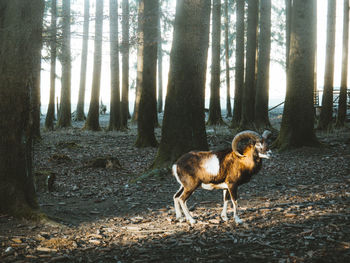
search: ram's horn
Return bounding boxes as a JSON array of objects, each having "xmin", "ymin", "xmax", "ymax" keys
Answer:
[{"xmin": 232, "ymin": 130, "xmax": 262, "ymax": 157}]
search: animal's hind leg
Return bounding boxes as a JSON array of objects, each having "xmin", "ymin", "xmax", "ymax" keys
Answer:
[
  {"xmin": 178, "ymin": 188, "xmax": 196, "ymax": 224},
  {"xmin": 221, "ymin": 189, "xmax": 230, "ymax": 221},
  {"xmin": 227, "ymin": 185, "xmax": 243, "ymax": 224},
  {"xmin": 173, "ymin": 186, "xmax": 184, "ymax": 219}
]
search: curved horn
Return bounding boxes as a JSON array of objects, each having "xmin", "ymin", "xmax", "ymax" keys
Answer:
[
  {"xmin": 232, "ymin": 130, "xmax": 262, "ymax": 157},
  {"xmin": 262, "ymin": 130, "xmax": 272, "ymax": 140}
]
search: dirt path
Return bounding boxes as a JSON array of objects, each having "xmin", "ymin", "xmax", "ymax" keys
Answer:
[{"xmin": 1, "ymin": 120, "xmax": 350, "ymax": 262}]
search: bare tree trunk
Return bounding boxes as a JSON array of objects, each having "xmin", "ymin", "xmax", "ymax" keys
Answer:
[
  {"xmin": 84, "ymin": 0, "xmax": 104, "ymax": 131},
  {"xmin": 153, "ymin": 0, "xmax": 210, "ymax": 168},
  {"xmin": 0, "ymin": 0, "xmax": 44, "ymax": 217},
  {"xmin": 224, "ymin": 0, "xmax": 232, "ymax": 118},
  {"xmin": 76, "ymin": 0, "xmax": 90, "ymax": 121},
  {"xmin": 208, "ymin": 0, "xmax": 224, "ymax": 126},
  {"xmin": 121, "ymin": 0, "xmax": 130, "ymax": 128},
  {"xmin": 274, "ymin": 0, "xmax": 319, "ymax": 150},
  {"xmin": 132, "ymin": 1, "xmax": 144, "ymax": 123},
  {"xmin": 255, "ymin": 0, "xmax": 272, "ymax": 129},
  {"xmin": 318, "ymin": 0, "xmax": 336, "ymax": 130},
  {"xmin": 135, "ymin": 0, "xmax": 159, "ymax": 148},
  {"xmin": 109, "ymin": 0, "xmax": 122, "ymax": 130},
  {"xmin": 57, "ymin": 0, "xmax": 72, "ymax": 128},
  {"xmin": 45, "ymin": 0, "xmax": 57, "ymax": 130},
  {"xmin": 240, "ymin": 0, "xmax": 258, "ymax": 130},
  {"xmin": 336, "ymin": 0, "xmax": 349, "ymax": 127},
  {"xmin": 285, "ymin": 0, "xmax": 292, "ymax": 70},
  {"xmin": 157, "ymin": 3, "xmax": 163, "ymax": 114},
  {"xmin": 232, "ymin": 0, "xmax": 244, "ymax": 127}
]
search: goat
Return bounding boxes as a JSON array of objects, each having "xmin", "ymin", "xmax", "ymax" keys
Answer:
[{"xmin": 172, "ymin": 130, "xmax": 272, "ymax": 224}]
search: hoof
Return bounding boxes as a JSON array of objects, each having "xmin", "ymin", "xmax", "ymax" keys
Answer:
[
  {"xmin": 188, "ymin": 218, "xmax": 196, "ymax": 224},
  {"xmin": 221, "ymin": 214, "xmax": 228, "ymax": 222},
  {"xmin": 234, "ymin": 216, "xmax": 243, "ymax": 224}
]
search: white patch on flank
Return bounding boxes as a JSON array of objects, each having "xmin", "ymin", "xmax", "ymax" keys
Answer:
[
  {"xmin": 202, "ymin": 155, "xmax": 220, "ymax": 175},
  {"xmin": 172, "ymin": 164, "xmax": 182, "ymax": 185}
]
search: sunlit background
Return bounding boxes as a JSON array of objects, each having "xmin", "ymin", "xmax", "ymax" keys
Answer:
[{"xmin": 40, "ymin": 0, "xmax": 347, "ymax": 115}]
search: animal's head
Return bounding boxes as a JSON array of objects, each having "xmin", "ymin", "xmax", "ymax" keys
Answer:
[{"xmin": 232, "ymin": 130, "xmax": 272, "ymax": 159}]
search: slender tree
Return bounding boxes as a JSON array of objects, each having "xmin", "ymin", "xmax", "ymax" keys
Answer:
[
  {"xmin": 57, "ymin": 0, "xmax": 72, "ymax": 128},
  {"xmin": 84, "ymin": 0, "xmax": 104, "ymax": 131},
  {"xmin": 121, "ymin": 0, "xmax": 130, "ymax": 128},
  {"xmin": 153, "ymin": 0, "xmax": 211, "ymax": 167},
  {"xmin": 45, "ymin": 0, "xmax": 57, "ymax": 130},
  {"xmin": 109, "ymin": 0, "xmax": 122, "ymax": 130},
  {"xmin": 132, "ymin": 1, "xmax": 144, "ymax": 123},
  {"xmin": 135, "ymin": 0, "xmax": 159, "ymax": 147},
  {"xmin": 255, "ymin": 0, "xmax": 272, "ymax": 129},
  {"xmin": 240, "ymin": 0, "xmax": 258, "ymax": 129},
  {"xmin": 274, "ymin": 0, "xmax": 319, "ymax": 150},
  {"xmin": 224, "ymin": 0, "xmax": 232, "ymax": 118},
  {"xmin": 75, "ymin": 0, "xmax": 90, "ymax": 121},
  {"xmin": 232, "ymin": 0, "xmax": 244, "ymax": 127},
  {"xmin": 0, "ymin": 0, "xmax": 44, "ymax": 217},
  {"xmin": 336, "ymin": 0, "xmax": 349, "ymax": 127},
  {"xmin": 318, "ymin": 0, "xmax": 337, "ymax": 130},
  {"xmin": 157, "ymin": 2, "xmax": 163, "ymax": 113},
  {"xmin": 208, "ymin": 0, "xmax": 224, "ymax": 126}
]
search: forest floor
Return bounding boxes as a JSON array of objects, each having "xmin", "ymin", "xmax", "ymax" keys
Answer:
[{"xmin": 1, "ymin": 111, "xmax": 350, "ymax": 262}]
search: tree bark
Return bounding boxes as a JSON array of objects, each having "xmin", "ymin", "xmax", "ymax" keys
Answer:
[
  {"xmin": 336, "ymin": 0, "xmax": 349, "ymax": 127},
  {"xmin": 121, "ymin": 0, "xmax": 130, "ymax": 128},
  {"xmin": 0, "ymin": 0, "xmax": 44, "ymax": 217},
  {"xmin": 232, "ymin": 0, "xmax": 244, "ymax": 127},
  {"xmin": 57, "ymin": 0, "xmax": 72, "ymax": 128},
  {"xmin": 224, "ymin": 0, "xmax": 232, "ymax": 118},
  {"xmin": 240, "ymin": 0, "xmax": 258, "ymax": 130},
  {"xmin": 45, "ymin": 0, "xmax": 57, "ymax": 130},
  {"xmin": 208, "ymin": 0, "xmax": 224, "ymax": 126},
  {"xmin": 153, "ymin": 0, "xmax": 210, "ymax": 167},
  {"xmin": 157, "ymin": 2, "xmax": 163, "ymax": 114},
  {"xmin": 318, "ymin": 0, "xmax": 337, "ymax": 130},
  {"xmin": 274, "ymin": 0, "xmax": 319, "ymax": 150},
  {"xmin": 132, "ymin": 1, "xmax": 144, "ymax": 123},
  {"xmin": 135, "ymin": 0, "xmax": 159, "ymax": 148},
  {"xmin": 255, "ymin": 0, "xmax": 272, "ymax": 129},
  {"xmin": 84, "ymin": 0, "xmax": 104, "ymax": 131},
  {"xmin": 109, "ymin": 0, "xmax": 122, "ymax": 130},
  {"xmin": 75, "ymin": 0, "xmax": 90, "ymax": 121}
]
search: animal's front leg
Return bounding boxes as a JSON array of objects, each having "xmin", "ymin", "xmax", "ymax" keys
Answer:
[
  {"xmin": 227, "ymin": 184, "xmax": 243, "ymax": 224},
  {"xmin": 221, "ymin": 189, "xmax": 229, "ymax": 221}
]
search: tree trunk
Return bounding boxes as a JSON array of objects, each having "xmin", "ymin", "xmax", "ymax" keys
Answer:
[
  {"xmin": 153, "ymin": 0, "xmax": 210, "ymax": 167},
  {"xmin": 32, "ymin": 39, "xmax": 42, "ymax": 139},
  {"xmin": 121, "ymin": 0, "xmax": 130, "ymax": 128},
  {"xmin": 132, "ymin": 1, "xmax": 144, "ymax": 123},
  {"xmin": 255, "ymin": 0, "xmax": 272, "ymax": 129},
  {"xmin": 224, "ymin": 0, "xmax": 232, "ymax": 118},
  {"xmin": 240, "ymin": 0, "xmax": 258, "ymax": 130},
  {"xmin": 84, "ymin": 0, "xmax": 104, "ymax": 131},
  {"xmin": 274, "ymin": 0, "xmax": 319, "ymax": 150},
  {"xmin": 336, "ymin": 0, "xmax": 349, "ymax": 127},
  {"xmin": 0, "ymin": 0, "xmax": 44, "ymax": 217},
  {"xmin": 109, "ymin": 0, "xmax": 122, "ymax": 130},
  {"xmin": 285, "ymin": 0, "xmax": 292, "ymax": 70},
  {"xmin": 45, "ymin": 0, "xmax": 57, "ymax": 130},
  {"xmin": 75, "ymin": 0, "xmax": 90, "ymax": 121},
  {"xmin": 135, "ymin": 0, "xmax": 159, "ymax": 148},
  {"xmin": 232, "ymin": 0, "xmax": 244, "ymax": 127},
  {"xmin": 157, "ymin": 2, "xmax": 163, "ymax": 114},
  {"xmin": 57, "ymin": 0, "xmax": 72, "ymax": 128},
  {"xmin": 318, "ymin": 0, "xmax": 336, "ymax": 130},
  {"xmin": 208, "ymin": 0, "xmax": 224, "ymax": 126}
]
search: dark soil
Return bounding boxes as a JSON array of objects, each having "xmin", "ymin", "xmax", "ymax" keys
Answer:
[{"xmin": 1, "ymin": 115, "xmax": 350, "ymax": 263}]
